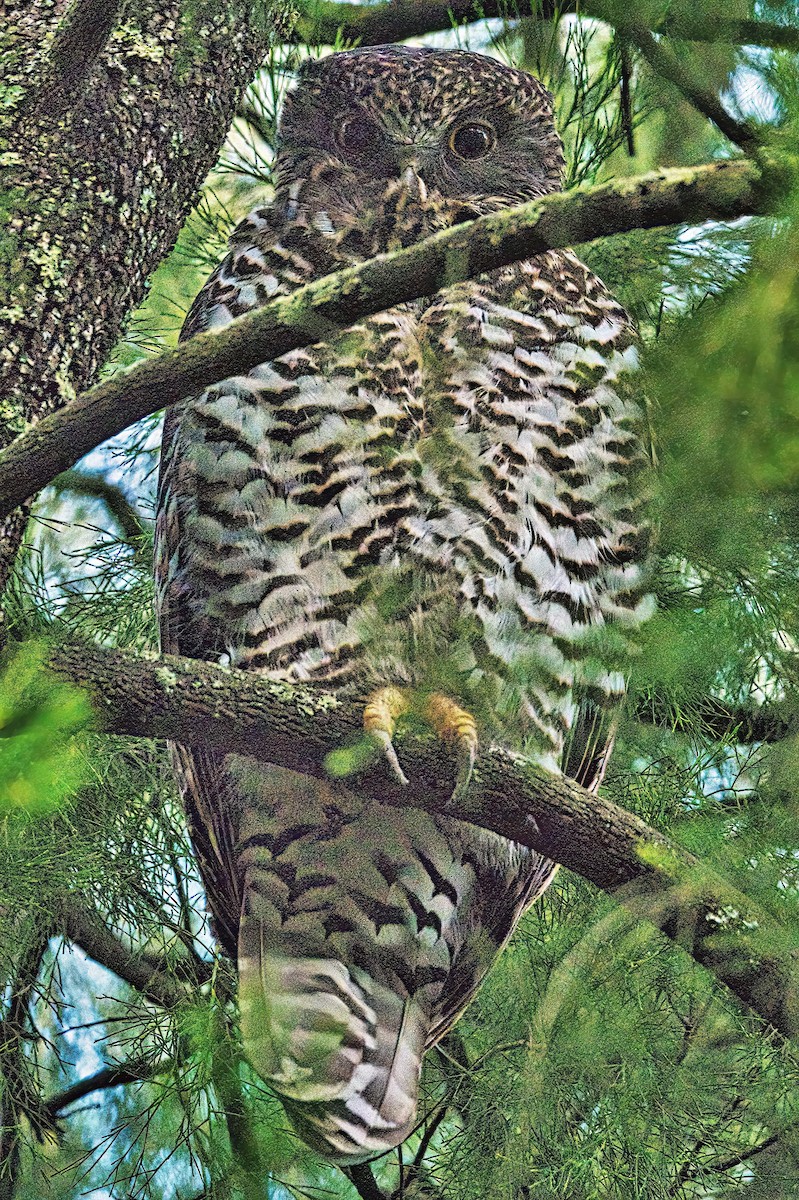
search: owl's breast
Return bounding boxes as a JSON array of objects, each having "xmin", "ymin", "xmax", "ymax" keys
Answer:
[
  {"xmin": 164, "ymin": 249, "xmax": 649, "ymax": 766},
  {"xmin": 171, "ymin": 305, "xmax": 431, "ymax": 680}
]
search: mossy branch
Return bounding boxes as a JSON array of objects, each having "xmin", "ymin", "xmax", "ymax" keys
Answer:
[
  {"xmin": 30, "ymin": 637, "xmax": 799, "ymax": 1045},
  {"xmin": 0, "ymin": 156, "xmax": 786, "ymax": 522}
]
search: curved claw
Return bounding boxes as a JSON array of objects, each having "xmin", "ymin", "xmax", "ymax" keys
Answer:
[
  {"xmin": 364, "ymin": 688, "xmax": 478, "ymax": 799},
  {"xmin": 363, "ymin": 687, "xmax": 410, "ymax": 788},
  {"xmin": 451, "ymin": 735, "xmax": 476, "ymax": 802},
  {"xmin": 424, "ymin": 695, "xmax": 478, "ymax": 802},
  {"xmin": 369, "ymin": 728, "xmax": 410, "ymax": 788}
]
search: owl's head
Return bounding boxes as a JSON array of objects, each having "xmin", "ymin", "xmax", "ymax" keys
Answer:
[{"xmin": 276, "ymin": 47, "xmax": 565, "ymax": 222}]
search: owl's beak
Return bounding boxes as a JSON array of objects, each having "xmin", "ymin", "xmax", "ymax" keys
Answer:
[{"xmin": 401, "ymin": 163, "xmax": 428, "ymax": 203}]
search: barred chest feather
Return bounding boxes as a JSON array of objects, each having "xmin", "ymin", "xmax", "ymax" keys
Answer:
[{"xmin": 159, "ymin": 207, "xmax": 649, "ymax": 771}]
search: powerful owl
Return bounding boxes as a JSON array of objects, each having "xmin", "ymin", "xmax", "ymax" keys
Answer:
[{"xmin": 155, "ymin": 46, "xmax": 649, "ymax": 1162}]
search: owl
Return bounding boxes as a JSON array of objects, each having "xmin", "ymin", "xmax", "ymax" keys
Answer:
[{"xmin": 155, "ymin": 46, "xmax": 649, "ymax": 1163}]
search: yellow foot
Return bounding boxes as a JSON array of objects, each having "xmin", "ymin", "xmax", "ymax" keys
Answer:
[
  {"xmin": 363, "ymin": 686, "xmax": 410, "ymax": 787},
  {"xmin": 363, "ymin": 688, "xmax": 478, "ymax": 800},
  {"xmin": 423, "ymin": 694, "xmax": 478, "ymax": 800}
]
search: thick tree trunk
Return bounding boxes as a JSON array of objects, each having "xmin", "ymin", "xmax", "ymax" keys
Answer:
[
  {"xmin": 0, "ymin": 7, "xmax": 273, "ymax": 1189},
  {"xmin": 0, "ymin": 0, "xmax": 272, "ymax": 612}
]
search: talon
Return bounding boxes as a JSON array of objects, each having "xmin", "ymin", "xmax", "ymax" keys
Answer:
[
  {"xmin": 364, "ymin": 687, "xmax": 410, "ymax": 787},
  {"xmin": 452, "ymin": 736, "xmax": 476, "ymax": 801},
  {"xmin": 424, "ymin": 695, "xmax": 478, "ymax": 801}
]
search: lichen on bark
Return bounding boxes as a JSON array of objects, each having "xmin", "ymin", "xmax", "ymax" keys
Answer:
[{"xmin": 0, "ymin": 0, "xmax": 273, "ymax": 610}]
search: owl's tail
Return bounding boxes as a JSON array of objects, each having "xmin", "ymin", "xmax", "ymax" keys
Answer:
[{"xmin": 238, "ymin": 919, "xmax": 428, "ymax": 1163}]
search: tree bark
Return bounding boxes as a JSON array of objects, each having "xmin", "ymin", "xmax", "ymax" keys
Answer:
[{"xmin": 0, "ymin": 0, "xmax": 272, "ymax": 613}]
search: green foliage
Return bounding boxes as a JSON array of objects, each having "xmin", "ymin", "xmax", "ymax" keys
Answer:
[
  {"xmin": 5, "ymin": 4, "xmax": 799, "ymax": 1200},
  {"xmin": 433, "ymin": 873, "xmax": 799, "ymax": 1199},
  {"xmin": 0, "ymin": 642, "xmax": 89, "ymax": 815},
  {"xmin": 650, "ymin": 209, "xmax": 799, "ymax": 558}
]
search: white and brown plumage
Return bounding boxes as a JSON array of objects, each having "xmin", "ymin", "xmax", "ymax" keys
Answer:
[{"xmin": 155, "ymin": 46, "xmax": 650, "ymax": 1162}]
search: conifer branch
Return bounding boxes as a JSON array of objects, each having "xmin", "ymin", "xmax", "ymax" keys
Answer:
[
  {"xmin": 44, "ymin": 1057, "xmax": 175, "ymax": 1118},
  {"xmin": 622, "ymin": 23, "xmax": 763, "ymax": 155},
  {"xmin": 0, "ymin": 156, "xmax": 784, "ymax": 521},
  {"xmin": 54, "ymin": 906, "xmax": 265, "ymax": 1194},
  {"xmin": 62, "ymin": 904, "xmax": 193, "ymax": 1010},
  {"xmin": 0, "ymin": 927, "xmax": 54, "ymax": 1200},
  {"xmin": 32, "ymin": 638, "xmax": 799, "ymax": 1044},
  {"xmin": 207, "ymin": 1014, "xmax": 274, "ymax": 1200},
  {"xmin": 700, "ymin": 1132, "xmax": 781, "ymax": 1176},
  {"xmin": 634, "ymin": 694, "xmax": 799, "ymax": 746},
  {"xmin": 289, "ymin": 0, "xmax": 799, "ymax": 55}
]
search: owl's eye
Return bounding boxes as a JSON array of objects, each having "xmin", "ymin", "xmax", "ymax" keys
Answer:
[
  {"xmin": 449, "ymin": 122, "xmax": 496, "ymax": 161},
  {"xmin": 336, "ymin": 114, "xmax": 382, "ymax": 157}
]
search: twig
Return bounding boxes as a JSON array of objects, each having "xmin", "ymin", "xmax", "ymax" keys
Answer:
[
  {"xmin": 0, "ymin": 156, "xmax": 784, "ymax": 520},
  {"xmin": 44, "ymin": 1056, "xmax": 175, "ymax": 1118},
  {"xmin": 671, "ymin": 1095, "xmax": 749, "ymax": 1188},
  {"xmin": 347, "ymin": 1162, "xmax": 389, "ymax": 1200},
  {"xmin": 624, "ymin": 24, "xmax": 762, "ymax": 155},
  {"xmin": 702, "ymin": 1131, "xmax": 781, "ymax": 1175},
  {"xmin": 408, "ymin": 1102, "xmax": 448, "ymax": 1175}
]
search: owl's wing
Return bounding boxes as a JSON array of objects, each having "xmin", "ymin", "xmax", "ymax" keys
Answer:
[
  {"xmin": 155, "ymin": 216, "xmax": 460, "ymax": 1161},
  {"xmin": 413, "ymin": 252, "xmax": 650, "ymax": 1049},
  {"xmin": 155, "ymin": 207, "xmax": 317, "ymax": 955}
]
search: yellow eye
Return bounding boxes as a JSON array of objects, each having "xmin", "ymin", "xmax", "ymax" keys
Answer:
[{"xmin": 449, "ymin": 122, "xmax": 496, "ymax": 160}]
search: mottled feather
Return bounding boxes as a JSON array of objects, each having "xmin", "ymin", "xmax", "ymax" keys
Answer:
[{"xmin": 155, "ymin": 46, "xmax": 650, "ymax": 1162}]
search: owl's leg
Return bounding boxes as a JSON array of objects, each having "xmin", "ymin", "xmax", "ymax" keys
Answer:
[
  {"xmin": 363, "ymin": 686, "xmax": 410, "ymax": 787},
  {"xmin": 364, "ymin": 688, "xmax": 478, "ymax": 799},
  {"xmin": 424, "ymin": 694, "xmax": 478, "ymax": 800}
]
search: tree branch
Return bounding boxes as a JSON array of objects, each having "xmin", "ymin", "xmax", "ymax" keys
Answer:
[
  {"xmin": 44, "ymin": 1056, "xmax": 175, "ymax": 1119},
  {"xmin": 53, "ymin": 469, "xmax": 147, "ymax": 545},
  {"xmin": 289, "ymin": 0, "xmax": 799, "ymax": 55},
  {"xmin": 347, "ymin": 1163, "xmax": 389, "ymax": 1200},
  {"xmin": 0, "ymin": 156, "xmax": 785, "ymax": 521},
  {"xmin": 634, "ymin": 694, "xmax": 799, "ymax": 745},
  {"xmin": 61, "ymin": 903, "xmax": 193, "ymax": 1010},
  {"xmin": 55, "ymin": 905, "xmax": 263, "ymax": 1194},
  {"xmin": 662, "ymin": 14, "xmax": 799, "ymax": 53},
  {"xmin": 702, "ymin": 1131, "xmax": 781, "ymax": 1176},
  {"xmin": 623, "ymin": 23, "xmax": 762, "ymax": 155},
  {"xmin": 33, "ymin": 638, "xmax": 799, "ymax": 1044}
]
